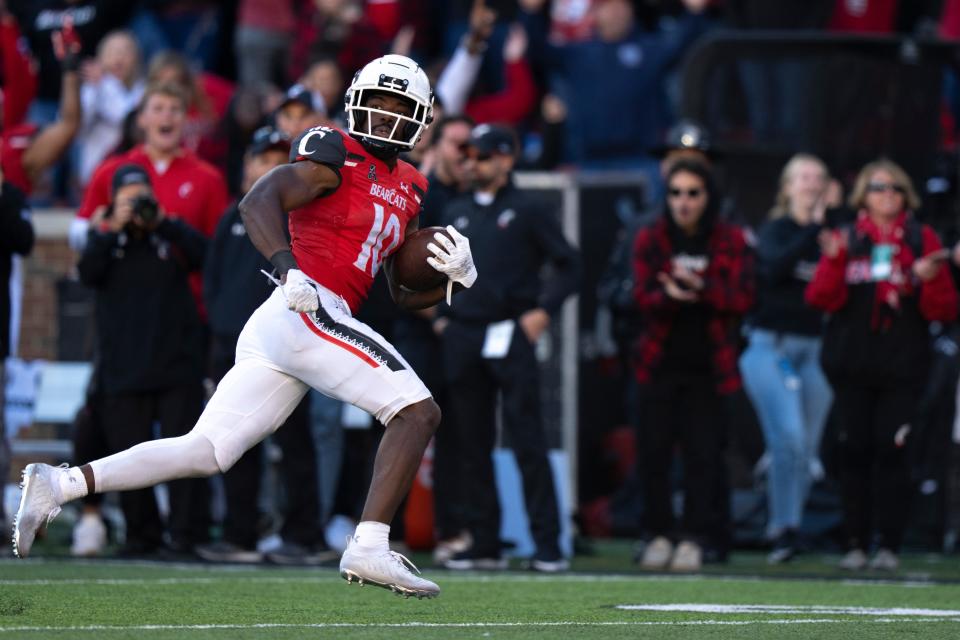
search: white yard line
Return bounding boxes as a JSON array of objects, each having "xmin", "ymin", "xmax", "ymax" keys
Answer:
[
  {"xmin": 617, "ymin": 604, "xmax": 960, "ymax": 617},
  {"xmin": 1, "ymin": 619, "xmax": 959, "ymax": 633}
]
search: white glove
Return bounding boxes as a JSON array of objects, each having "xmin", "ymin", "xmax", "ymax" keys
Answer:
[
  {"xmin": 426, "ymin": 225, "xmax": 478, "ymax": 304},
  {"xmin": 280, "ymin": 269, "xmax": 319, "ymax": 313}
]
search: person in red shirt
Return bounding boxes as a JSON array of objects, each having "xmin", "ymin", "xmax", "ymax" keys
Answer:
[
  {"xmin": 806, "ymin": 158, "xmax": 957, "ymax": 571},
  {"xmin": 70, "ymin": 82, "xmax": 229, "ymax": 314},
  {"xmin": 1, "ymin": 9, "xmax": 37, "ymax": 129},
  {"xmin": 14, "ymin": 54, "xmax": 478, "ymax": 600},
  {"xmin": 73, "ymin": 83, "xmax": 228, "ymax": 239},
  {"xmin": 145, "ymin": 50, "xmax": 234, "ymax": 170},
  {"xmin": 0, "ymin": 12, "xmax": 80, "ymax": 196}
]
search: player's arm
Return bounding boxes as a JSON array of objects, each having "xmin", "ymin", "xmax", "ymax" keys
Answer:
[
  {"xmin": 384, "ymin": 218, "xmax": 451, "ymax": 310},
  {"xmin": 22, "ymin": 20, "xmax": 81, "ymax": 185},
  {"xmin": 239, "ymin": 161, "xmax": 337, "ymax": 271},
  {"xmin": 239, "ymin": 161, "xmax": 339, "ymax": 314},
  {"xmin": 239, "ymin": 126, "xmax": 345, "ymax": 276}
]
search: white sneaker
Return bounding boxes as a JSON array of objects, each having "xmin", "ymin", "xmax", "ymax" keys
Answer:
[
  {"xmin": 432, "ymin": 530, "xmax": 472, "ymax": 565},
  {"xmin": 70, "ymin": 512, "xmax": 107, "ymax": 557},
  {"xmin": 669, "ymin": 541, "xmax": 703, "ymax": 572},
  {"xmin": 12, "ymin": 463, "xmax": 66, "ymax": 558},
  {"xmin": 869, "ymin": 548, "xmax": 899, "ymax": 571},
  {"xmin": 339, "ymin": 536, "xmax": 440, "ymax": 599},
  {"xmin": 639, "ymin": 536, "xmax": 674, "ymax": 569},
  {"xmin": 838, "ymin": 548, "xmax": 868, "ymax": 571}
]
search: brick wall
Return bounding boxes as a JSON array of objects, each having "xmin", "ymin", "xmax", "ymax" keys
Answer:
[{"xmin": 17, "ymin": 211, "xmax": 77, "ymax": 361}]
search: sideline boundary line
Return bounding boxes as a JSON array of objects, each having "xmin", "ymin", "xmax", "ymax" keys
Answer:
[{"xmin": 2, "ymin": 619, "xmax": 960, "ymax": 633}]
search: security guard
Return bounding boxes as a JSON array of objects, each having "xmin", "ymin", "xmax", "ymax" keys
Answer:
[{"xmin": 434, "ymin": 124, "xmax": 581, "ymax": 572}]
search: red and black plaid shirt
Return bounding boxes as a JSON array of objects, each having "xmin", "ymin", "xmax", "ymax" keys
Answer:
[{"xmin": 632, "ymin": 217, "xmax": 755, "ymax": 394}]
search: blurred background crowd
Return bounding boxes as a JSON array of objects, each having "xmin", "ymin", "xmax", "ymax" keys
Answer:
[{"xmin": 4, "ymin": 0, "xmax": 960, "ymax": 574}]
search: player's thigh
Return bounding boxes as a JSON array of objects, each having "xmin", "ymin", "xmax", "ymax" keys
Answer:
[
  {"xmin": 293, "ymin": 312, "xmax": 430, "ymax": 425},
  {"xmin": 238, "ymin": 286, "xmax": 430, "ymax": 425},
  {"xmin": 191, "ymin": 357, "xmax": 309, "ymax": 471}
]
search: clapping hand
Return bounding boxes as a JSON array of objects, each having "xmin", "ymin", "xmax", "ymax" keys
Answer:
[
  {"xmin": 671, "ymin": 264, "xmax": 704, "ymax": 292},
  {"xmin": 818, "ymin": 228, "xmax": 847, "ymax": 259},
  {"xmin": 658, "ymin": 272, "xmax": 699, "ymax": 302},
  {"xmin": 52, "ymin": 16, "xmax": 82, "ymax": 72},
  {"xmin": 913, "ymin": 248, "xmax": 948, "ymax": 282},
  {"xmin": 503, "ymin": 24, "xmax": 528, "ymax": 62},
  {"xmin": 467, "ymin": 0, "xmax": 496, "ymax": 53}
]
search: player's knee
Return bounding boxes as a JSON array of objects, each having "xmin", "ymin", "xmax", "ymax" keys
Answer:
[
  {"xmin": 415, "ymin": 398, "xmax": 441, "ymax": 434},
  {"xmin": 186, "ymin": 433, "xmax": 223, "ymax": 477},
  {"xmin": 393, "ymin": 398, "xmax": 440, "ymax": 436}
]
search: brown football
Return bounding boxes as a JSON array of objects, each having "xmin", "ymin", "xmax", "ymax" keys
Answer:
[{"xmin": 392, "ymin": 226, "xmax": 452, "ymax": 291}]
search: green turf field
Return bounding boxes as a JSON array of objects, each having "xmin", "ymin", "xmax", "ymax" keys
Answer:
[{"xmin": 2, "ymin": 549, "xmax": 960, "ymax": 639}]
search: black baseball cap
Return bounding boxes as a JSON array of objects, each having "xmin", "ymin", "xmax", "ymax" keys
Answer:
[
  {"xmin": 651, "ymin": 119, "xmax": 717, "ymax": 158},
  {"xmin": 111, "ymin": 163, "xmax": 151, "ymax": 196},
  {"xmin": 249, "ymin": 126, "xmax": 290, "ymax": 156},
  {"xmin": 278, "ymin": 85, "xmax": 318, "ymax": 113},
  {"xmin": 468, "ymin": 124, "xmax": 517, "ymax": 156}
]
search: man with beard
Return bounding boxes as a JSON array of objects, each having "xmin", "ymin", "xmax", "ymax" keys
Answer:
[{"xmin": 435, "ymin": 123, "xmax": 580, "ymax": 572}]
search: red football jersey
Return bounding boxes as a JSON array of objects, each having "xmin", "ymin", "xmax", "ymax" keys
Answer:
[{"xmin": 289, "ymin": 127, "xmax": 427, "ymax": 313}]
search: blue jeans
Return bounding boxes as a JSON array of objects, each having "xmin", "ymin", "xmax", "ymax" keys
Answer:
[{"xmin": 739, "ymin": 329, "xmax": 832, "ymax": 536}]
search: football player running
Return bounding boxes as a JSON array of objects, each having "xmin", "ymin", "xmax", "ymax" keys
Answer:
[{"xmin": 13, "ymin": 55, "xmax": 477, "ymax": 599}]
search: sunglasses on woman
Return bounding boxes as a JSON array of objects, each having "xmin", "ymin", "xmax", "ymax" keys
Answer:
[
  {"xmin": 866, "ymin": 182, "xmax": 906, "ymax": 194},
  {"xmin": 668, "ymin": 187, "xmax": 703, "ymax": 199}
]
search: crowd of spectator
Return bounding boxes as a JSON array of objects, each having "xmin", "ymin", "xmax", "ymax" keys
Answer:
[{"xmin": 3, "ymin": 0, "xmax": 960, "ymax": 572}]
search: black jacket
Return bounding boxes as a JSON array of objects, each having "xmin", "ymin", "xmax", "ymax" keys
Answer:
[
  {"xmin": 439, "ymin": 181, "xmax": 581, "ymax": 323},
  {"xmin": 750, "ymin": 216, "xmax": 824, "ymax": 336},
  {"xmin": 0, "ymin": 183, "xmax": 34, "ymax": 359},
  {"xmin": 203, "ymin": 202, "xmax": 274, "ymax": 336},
  {"xmin": 78, "ymin": 218, "xmax": 206, "ymax": 394},
  {"xmin": 420, "ymin": 171, "xmax": 461, "ymax": 229}
]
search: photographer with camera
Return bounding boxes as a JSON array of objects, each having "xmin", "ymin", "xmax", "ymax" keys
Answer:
[{"xmin": 77, "ymin": 163, "xmax": 210, "ymax": 558}]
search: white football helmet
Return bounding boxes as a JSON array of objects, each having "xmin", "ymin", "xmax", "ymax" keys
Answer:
[{"xmin": 345, "ymin": 54, "xmax": 434, "ymax": 151}]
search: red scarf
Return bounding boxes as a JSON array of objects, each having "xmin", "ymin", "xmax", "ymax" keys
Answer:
[{"xmin": 854, "ymin": 209, "xmax": 917, "ymax": 327}]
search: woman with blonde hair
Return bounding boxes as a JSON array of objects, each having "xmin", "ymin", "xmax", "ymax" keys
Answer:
[
  {"xmin": 806, "ymin": 158, "xmax": 958, "ymax": 571},
  {"xmin": 739, "ymin": 153, "xmax": 836, "ymax": 563}
]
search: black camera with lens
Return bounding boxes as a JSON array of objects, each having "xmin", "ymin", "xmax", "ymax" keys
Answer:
[{"xmin": 131, "ymin": 193, "xmax": 160, "ymax": 225}]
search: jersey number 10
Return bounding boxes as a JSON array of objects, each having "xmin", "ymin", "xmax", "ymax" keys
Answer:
[{"xmin": 354, "ymin": 203, "xmax": 401, "ymax": 276}]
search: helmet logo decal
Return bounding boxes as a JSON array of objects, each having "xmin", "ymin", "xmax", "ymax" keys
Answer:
[
  {"xmin": 368, "ymin": 164, "xmax": 377, "ymax": 182},
  {"xmin": 378, "ymin": 74, "xmax": 409, "ymax": 92}
]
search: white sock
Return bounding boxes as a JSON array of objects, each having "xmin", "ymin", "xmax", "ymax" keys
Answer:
[
  {"xmin": 57, "ymin": 467, "xmax": 89, "ymax": 503},
  {"xmin": 353, "ymin": 521, "xmax": 390, "ymax": 552}
]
